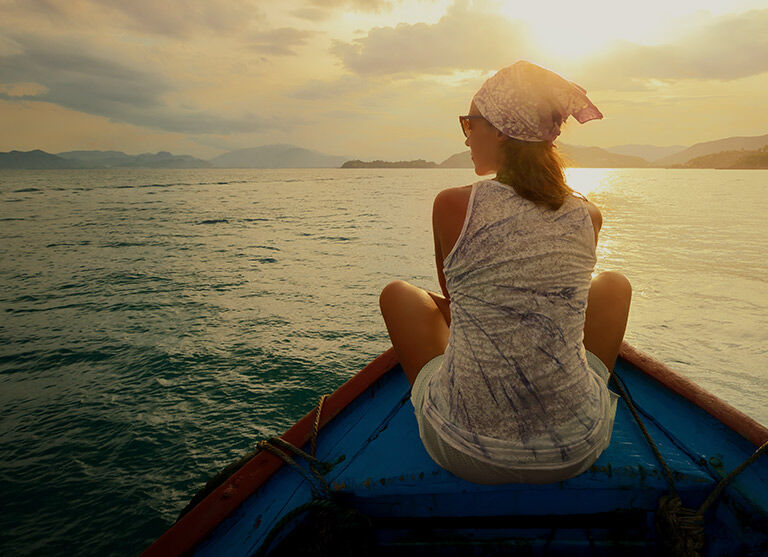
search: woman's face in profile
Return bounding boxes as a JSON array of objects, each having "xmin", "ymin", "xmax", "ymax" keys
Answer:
[{"xmin": 466, "ymin": 101, "xmax": 504, "ymax": 176}]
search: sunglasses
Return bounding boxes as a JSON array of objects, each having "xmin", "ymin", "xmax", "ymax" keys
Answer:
[{"xmin": 459, "ymin": 115, "xmax": 485, "ymax": 138}]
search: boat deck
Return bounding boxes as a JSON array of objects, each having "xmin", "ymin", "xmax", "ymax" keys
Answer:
[{"xmin": 192, "ymin": 356, "xmax": 767, "ymax": 556}]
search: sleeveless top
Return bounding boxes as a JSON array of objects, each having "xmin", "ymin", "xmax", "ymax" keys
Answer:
[{"xmin": 421, "ymin": 179, "xmax": 615, "ymax": 469}]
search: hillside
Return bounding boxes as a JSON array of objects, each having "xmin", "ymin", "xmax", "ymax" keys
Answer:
[
  {"xmin": 438, "ymin": 143, "xmax": 648, "ymax": 169},
  {"xmin": 654, "ymin": 133, "xmax": 768, "ymax": 166},
  {"xmin": 439, "ymin": 151, "xmax": 472, "ymax": 168},
  {"xmin": 604, "ymin": 144, "xmax": 686, "ymax": 163},
  {"xmin": 210, "ymin": 144, "xmax": 348, "ymax": 168},
  {"xmin": 678, "ymin": 145, "xmax": 768, "ymax": 169},
  {"xmin": 558, "ymin": 144, "xmax": 649, "ymax": 168},
  {"xmin": 59, "ymin": 150, "xmax": 211, "ymax": 168},
  {"xmin": 342, "ymin": 159, "xmax": 437, "ymax": 168},
  {"xmin": 0, "ymin": 150, "xmax": 86, "ymax": 169}
]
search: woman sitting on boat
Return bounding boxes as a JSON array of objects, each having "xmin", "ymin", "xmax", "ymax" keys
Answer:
[{"xmin": 379, "ymin": 60, "xmax": 632, "ymax": 484}]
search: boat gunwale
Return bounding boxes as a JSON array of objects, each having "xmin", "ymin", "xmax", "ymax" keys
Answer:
[
  {"xmin": 618, "ymin": 342, "xmax": 767, "ymax": 447},
  {"xmin": 141, "ymin": 341, "xmax": 768, "ymax": 556}
]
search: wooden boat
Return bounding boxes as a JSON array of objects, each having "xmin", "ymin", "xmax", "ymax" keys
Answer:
[{"xmin": 142, "ymin": 342, "xmax": 768, "ymax": 556}]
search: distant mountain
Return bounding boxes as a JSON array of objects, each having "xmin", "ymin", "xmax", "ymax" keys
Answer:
[
  {"xmin": 439, "ymin": 151, "xmax": 472, "ymax": 168},
  {"xmin": 559, "ymin": 144, "xmax": 649, "ymax": 168},
  {"xmin": 342, "ymin": 159, "xmax": 438, "ymax": 168},
  {"xmin": 604, "ymin": 144, "xmax": 687, "ymax": 163},
  {"xmin": 676, "ymin": 145, "xmax": 768, "ymax": 169},
  {"xmin": 58, "ymin": 150, "xmax": 211, "ymax": 168},
  {"xmin": 58, "ymin": 150, "xmax": 134, "ymax": 166},
  {"xmin": 654, "ymin": 133, "xmax": 768, "ymax": 167},
  {"xmin": 438, "ymin": 144, "xmax": 648, "ymax": 169},
  {"xmin": 210, "ymin": 144, "xmax": 348, "ymax": 168},
  {"xmin": 0, "ymin": 150, "xmax": 86, "ymax": 169}
]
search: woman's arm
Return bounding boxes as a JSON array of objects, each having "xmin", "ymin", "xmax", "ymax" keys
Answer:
[
  {"xmin": 586, "ymin": 200, "xmax": 602, "ymax": 247},
  {"xmin": 432, "ymin": 192, "xmax": 451, "ymax": 302},
  {"xmin": 432, "ymin": 193, "xmax": 451, "ymax": 327}
]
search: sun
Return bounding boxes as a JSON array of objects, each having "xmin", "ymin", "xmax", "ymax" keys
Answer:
[{"xmin": 494, "ymin": 0, "xmax": 667, "ymax": 62}]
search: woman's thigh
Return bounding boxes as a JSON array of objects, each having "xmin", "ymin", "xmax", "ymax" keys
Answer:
[
  {"xmin": 583, "ymin": 271, "xmax": 632, "ymax": 371},
  {"xmin": 379, "ymin": 280, "xmax": 449, "ymax": 386}
]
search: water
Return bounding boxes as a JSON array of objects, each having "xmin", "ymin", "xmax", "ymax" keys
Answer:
[{"xmin": 1, "ymin": 167, "xmax": 766, "ymax": 555}]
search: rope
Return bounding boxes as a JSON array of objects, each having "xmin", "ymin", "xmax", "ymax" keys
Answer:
[
  {"xmin": 696, "ymin": 440, "xmax": 768, "ymax": 515},
  {"xmin": 177, "ymin": 395, "xmax": 337, "ymax": 521},
  {"xmin": 252, "ymin": 394, "xmax": 374, "ymax": 557},
  {"xmin": 312, "ymin": 394, "xmax": 329, "ymax": 458},
  {"xmin": 256, "ymin": 438, "xmax": 331, "ymax": 499},
  {"xmin": 251, "ymin": 498, "xmax": 374, "ymax": 557},
  {"xmin": 256, "ymin": 393, "xmax": 334, "ymax": 498},
  {"xmin": 608, "ymin": 368, "xmax": 768, "ymax": 556},
  {"xmin": 609, "ymin": 371, "xmax": 679, "ymax": 498}
]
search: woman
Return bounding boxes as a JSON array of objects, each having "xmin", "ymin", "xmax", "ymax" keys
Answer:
[{"xmin": 379, "ymin": 60, "xmax": 632, "ymax": 484}]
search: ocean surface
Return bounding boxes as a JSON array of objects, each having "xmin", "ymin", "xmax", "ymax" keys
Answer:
[{"xmin": 1, "ymin": 167, "xmax": 766, "ymax": 555}]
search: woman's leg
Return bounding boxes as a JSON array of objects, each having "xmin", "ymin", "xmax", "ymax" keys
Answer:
[
  {"xmin": 379, "ymin": 281, "xmax": 450, "ymax": 386},
  {"xmin": 425, "ymin": 290, "xmax": 451, "ymax": 327},
  {"xmin": 583, "ymin": 271, "xmax": 632, "ymax": 371}
]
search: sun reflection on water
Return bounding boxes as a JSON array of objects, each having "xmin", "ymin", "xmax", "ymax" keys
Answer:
[{"xmin": 565, "ymin": 168, "xmax": 620, "ymax": 198}]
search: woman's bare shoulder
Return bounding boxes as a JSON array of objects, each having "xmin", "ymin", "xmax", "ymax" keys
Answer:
[
  {"xmin": 433, "ymin": 185, "xmax": 474, "ymax": 229},
  {"xmin": 434, "ymin": 184, "xmax": 473, "ymax": 206},
  {"xmin": 584, "ymin": 199, "xmax": 602, "ymax": 232}
]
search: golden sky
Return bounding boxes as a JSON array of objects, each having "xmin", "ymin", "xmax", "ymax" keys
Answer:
[{"xmin": 1, "ymin": 0, "xmax": 767, "ymax": 161}]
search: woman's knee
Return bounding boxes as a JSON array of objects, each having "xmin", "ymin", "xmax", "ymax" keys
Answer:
[
  {"xmin": 379, "ymin": 280, "xmax": 418, "ymax": 312},
  {"xmin": 592, "ymin": 271, "xmax": 632, "ymax": 305}
]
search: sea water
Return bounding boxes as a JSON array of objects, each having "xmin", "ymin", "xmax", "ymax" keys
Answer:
[{"xmin": 1, "ymin": 167, "xmax": 766, "ymax": 555}]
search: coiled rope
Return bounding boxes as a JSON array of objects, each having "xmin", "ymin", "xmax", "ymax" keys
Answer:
[
  {"xmin": 609, "ymin": 369, "xmax": 768, "ymax": 557},
  {"xmin": 180, "ymin": 370, "xmax": 766, "ymax": 556},
  {"xmin": 251, "ymin": 394, "xmax": 375, "ymax": 557}
]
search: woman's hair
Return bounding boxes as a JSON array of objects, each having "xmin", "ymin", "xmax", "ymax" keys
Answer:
[{"xmin": 494, "ymin": 118, "xmax": 588, "ymax": 210}]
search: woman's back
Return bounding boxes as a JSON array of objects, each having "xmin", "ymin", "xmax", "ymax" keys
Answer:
[{"xmin": 420, "ymin": 179, "xmax": 613, "ymax": 469}]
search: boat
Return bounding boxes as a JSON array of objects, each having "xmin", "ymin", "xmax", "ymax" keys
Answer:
[{"xmin": 142, "ymin": 342, "xmax": 768, "ymax": 556}]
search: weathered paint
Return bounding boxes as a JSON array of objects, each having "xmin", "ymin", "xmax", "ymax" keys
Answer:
[{"xmin": 142, "ymin": 342, "xmax": 768, "ymax": 556}]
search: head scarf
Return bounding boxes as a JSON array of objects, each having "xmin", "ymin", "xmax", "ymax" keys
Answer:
[{"xmin": 472, "ymin": 60, "xmax": 603, "ymax": 143}]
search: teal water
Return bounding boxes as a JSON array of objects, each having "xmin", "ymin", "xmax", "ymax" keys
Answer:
[{"xmin": 1, "ymin": 168, "xmax": 766, "ymax": 555}]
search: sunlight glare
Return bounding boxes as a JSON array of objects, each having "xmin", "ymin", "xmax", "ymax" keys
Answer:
[
  {"xmin": 494, "ymin": 0, "xmax": 673, "ymax": 61},
  {"xmin": 564, "ymin": 168, "xmax": 617, "ymax": 198}
]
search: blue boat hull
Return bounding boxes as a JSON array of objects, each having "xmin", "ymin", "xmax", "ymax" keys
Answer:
[{"xmin": 146, "ymin": 347, "xmax": 768, "ymax": 556}]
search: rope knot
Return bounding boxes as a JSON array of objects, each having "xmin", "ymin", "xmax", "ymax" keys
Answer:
[{"xmin": 656, "ymin": 494, "xmax": 704, "ymax": 557}]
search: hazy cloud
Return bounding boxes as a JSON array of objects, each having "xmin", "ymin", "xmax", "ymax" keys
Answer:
[
  {"xmin": 0, "ymin": 33, "xmax": 274, "ymax": 134},
  {"xmin": 289, "ymin": 0, "xmax": 401, "ymax": 23},
  {"xmin": 1, "ymin": 0, "xmax": 265, "ymax": 38},
  {"xmin": 303, "ymin": 0, "xmax": 394, "ymax": 13},
  {"xmin": 247, "ymin": 27, "xmax": 317, "ymax": 56},
  {"xmin": 288, "ymin": 74, "xmax": 374, "ymax": 100},
  {"xmin": 577, "ymin": 9, "xmax": 768, "ymax": 90},
  {"xmin": 330, "ymin": 4, "xmax": 537, "ymax": 75},
  {"xmin": 290, "ymin": 7, "xmax": 333, "ymax": 22},
  {"xmin": 0, "ymin": 82, "xmax": 48, "ymax": 97}
]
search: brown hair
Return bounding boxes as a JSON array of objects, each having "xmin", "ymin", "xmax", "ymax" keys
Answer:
[{"xmin": 493, "ymin": 121, "xmax": 587, "ymax": 210}]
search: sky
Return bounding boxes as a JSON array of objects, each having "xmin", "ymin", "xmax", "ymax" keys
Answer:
[{"xmin": 1, "ymin": 0, "xmax": 767, "ymax": 162}]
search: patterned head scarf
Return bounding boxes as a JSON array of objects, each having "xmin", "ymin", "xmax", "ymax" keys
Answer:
[{"xmin": 472, "ymin": 60, "xmax": 603, "ymax": 143}]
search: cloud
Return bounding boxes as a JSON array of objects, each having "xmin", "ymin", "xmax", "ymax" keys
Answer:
[
  {"xmin": 2, "ymin": 0, "xmax": 265, "ymax": 39},
  {"xmin": 330, "ymin": 3, "xmax": 538, "ymax": 76},
  {"xmin": 287, "ymin": 74, "xmax": 375, "ymax": 100},
  {"xmin": 290, "ymin": 7, "xmax": 333, "ymax": 22},
  {"xmin": 0, "ymin": 33, "xmax": 276, "ymax": 134},
  {"xmin": 576, "ymin": 9, "xmax": 768, "ymax": 90},
  {"xmin": 289, "ymin": 0, "xmax": 406, "ymax": 23},
  {"xmin": 0, "ymin": 82, "xmax": 48, "ymax": 97},
  {"xmin": 301, "ymin": 0, "xmax": 395, "ymax": 14},
  {"xmin": 328, "ymin": 4, "xmax": 768, "ymax": 88},
  {"xmin": 0, "ymin": 34, "xmax": 24, "ymax": 56},
  {"xmin": 247, "ymin": 27, "xmax": 317, "ymax": 56}
]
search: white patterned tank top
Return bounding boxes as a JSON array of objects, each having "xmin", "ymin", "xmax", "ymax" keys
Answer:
[{"xmin": 421, "ymin": 179, "xmax": 614, "ymax": 468}]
